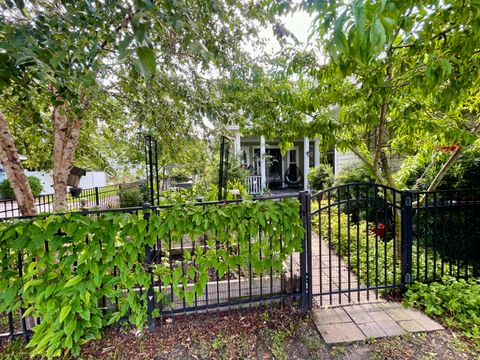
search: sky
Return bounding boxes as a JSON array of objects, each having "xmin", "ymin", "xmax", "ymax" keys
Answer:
[
  {"xmin": 241, "ymin": 6, "xmax": 316, "ymax": 58},
  {"xmin": 279, "ymin": 9, "xmax": 315, "ymax": 46}
]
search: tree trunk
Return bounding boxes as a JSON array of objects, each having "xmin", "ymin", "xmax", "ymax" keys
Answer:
[
  {"xmin": 52, "ymin": 104, "xmax": 82, "ymax": 211},
  {"xmin": 0, "ymin": 112, "xmax": 37, "ymax": 216}
]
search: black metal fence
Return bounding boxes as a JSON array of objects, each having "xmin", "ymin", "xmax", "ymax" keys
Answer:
[
  {"xmin": 304, "ymin": 183, "xmax": 480, "ymax": 308},
  {"xmin": 0, "ymin": 195, "xmax": 302, "ymax": 340},
  {"xmin": 0, "ymin": 185, "xmax": 119, "ymax": 219},
  {"xmin": 305, "ymin": 184, "xmax": 404, "ymax": 307},
  {"xmin": 1, "ymin": 184, "xmax": 479, "ymax": 341},
  {"xmin": 411, "ymin": 189, "xmax": 480, "ymax": 282}
]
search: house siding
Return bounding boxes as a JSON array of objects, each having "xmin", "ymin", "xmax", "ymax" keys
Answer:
[
  {"xmin": 334, "ymin": 150, "xmax": 360, "ymax": 175},
  {"xmin": 334, "ymin": 150, "xmax": 403, "ymax": 175}
]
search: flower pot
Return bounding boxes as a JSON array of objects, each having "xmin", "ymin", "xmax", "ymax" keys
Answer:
[
  {"xmin": 370, "ymin": 223, "xmax": 385, "ymax": 237},
  {"xmin": 69, "ymin": 187, "xmax": 83, "ymax": 198}
]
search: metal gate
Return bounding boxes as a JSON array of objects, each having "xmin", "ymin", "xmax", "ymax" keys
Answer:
[{"xmin": 298, "ymin": 183, "xmax": 480, "ymax": 310}]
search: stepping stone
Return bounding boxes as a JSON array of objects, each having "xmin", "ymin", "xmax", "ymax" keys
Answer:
[
  {"xmin": 312, "ymin": 302, "xmax": 443, "ymax": 344},
  {"xmin": 316, "ymin": 322, "xmax": 366, "ymax": 343},
  {"xmin": 375, "ymin": 318, "xmax": 407, "ymax": 336},
  {"xmin": 357, "ymin": 322, "xmax": 387, "ymax": 338},
  {"xmin": 405, "ymin": 308, "xmax": 444, "ymax": 331},
  {"xmin": 358, "ymin": 303, "xmax": 383, "ymax": 313},
  {"xmin": 312, "ymin": 308, "xmax": 349, "ymax": 325},
  {"xmin": 398, "ymin": 319, "xmax": 426, "ymax": 332},
  {"xmin": 344, "ymin": 305, "xmax": 374, "ymax": 324}
]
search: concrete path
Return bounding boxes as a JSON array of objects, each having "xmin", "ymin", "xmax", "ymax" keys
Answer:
[{"xmin": 312, "ymin": 302, "xmax": 443, "ymax": 344}]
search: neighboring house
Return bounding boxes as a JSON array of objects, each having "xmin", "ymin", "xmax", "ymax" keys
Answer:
[
  {"xmin": 24, "ymin": 171, "xmax": 107, "ymax": 195},
  {"xmin": 227, "ymin": 126, "xmax": 362, "ymax": 194},
  {"xmin": 0, "ymin": 156, "xmax": 108, "ymax": 196}
]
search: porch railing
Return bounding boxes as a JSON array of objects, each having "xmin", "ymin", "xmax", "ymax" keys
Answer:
[{"xmin": 246, "ymin": 175, "xmax": 262, "ymax": 195}]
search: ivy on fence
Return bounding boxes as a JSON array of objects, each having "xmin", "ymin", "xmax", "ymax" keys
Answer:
[{"xmin": 0, "ymin": 199, "xmax": 303, "ymax": 358}]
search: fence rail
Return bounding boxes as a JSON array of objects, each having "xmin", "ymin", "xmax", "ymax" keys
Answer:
[{"xmin": 0, "ymin": 184, "xmax": 119, "ymax": 219}]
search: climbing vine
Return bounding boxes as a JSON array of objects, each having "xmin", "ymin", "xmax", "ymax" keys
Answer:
[{"xmin": 0, "ymin": 199, "xmax": 303, "ymax": 358}]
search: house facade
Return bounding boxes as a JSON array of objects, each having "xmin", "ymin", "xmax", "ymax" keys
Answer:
[{"xmin": 228, "ymin": 126, "xmax": 361, "ymax": 194}]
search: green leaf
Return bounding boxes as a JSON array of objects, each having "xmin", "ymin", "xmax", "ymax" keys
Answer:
[
  {"xmin": 136, "ymin": 47, "xmax": 156, "ymax": 78},
  {"xmin": 352, "ymin": 0, "xmax": 366, "ymax": 42},
  {"xmin": 60, "ymin": 304, "xmax": 71, "ymax": 323},
  {"xmin": 24, "ymin": 278, "xmax": 44, "ymax": 291},
  {"xmin": 64, "ymin": 319, "xmax": 77, "ymax": 337},
  {"xmin": 184, "ymin": 290, "xmax": 195, "ymax": 306},
  {"xmin": 64, "ymin": 275, "xmax": 83, "ymax": 288},
  {"xmin": 22, "ymin": 306, "xmax": 35, "ymax": 319},
  {"xmin": 44, "ymin": 284, "xmax": 56, "ymax": 299},
  {"xmin": 370, "ymin": 18, "xmax": 386, "ymax": 51}
]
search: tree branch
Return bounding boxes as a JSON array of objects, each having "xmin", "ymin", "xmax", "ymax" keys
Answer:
[
  {"xmin": 426, "ymin": 146, "xmax": 462, "ymax": 193},
  {"xmin": 349, "ymin": 146, "xmax": 387, "ymax": 186}
]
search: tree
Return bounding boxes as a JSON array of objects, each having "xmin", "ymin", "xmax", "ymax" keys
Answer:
[
  {"xmin": 0, "ymin": 112, "xmax": 36, "ymax": 215},
  {"xmin": 0, "ymin": 0, "xmax": 275, "ymax": 213},
  {"xmin": 293, "ymin": 0, "xmax": 480, "ymax": 192}
]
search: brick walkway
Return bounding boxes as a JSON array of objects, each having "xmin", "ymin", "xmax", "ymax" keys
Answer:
[
  {"xmin": 312, "ymin": 302, "xmax": 443, "ymax": 343},
  {"xmin": 301, "ymin": 232, "xmax": 379, "ymax": 307}
]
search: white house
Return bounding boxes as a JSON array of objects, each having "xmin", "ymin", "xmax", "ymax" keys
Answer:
[
  {"xmin": 0, "ymin": 156, "xmax": 108, "ymax": 196},
  {"xmin": 227, "ymin": 126, "xmax": 360, "ymax": 194}
]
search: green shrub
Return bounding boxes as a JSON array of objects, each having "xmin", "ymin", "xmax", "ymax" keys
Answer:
[
  {"xmin": 402, "ymin": 141, "xmax": 480, "ymax": 190},
  {"xmin": 331, "ymin": 164, "xmax": 378, "ymax": 221},
  {"xmin": 333, "ymin": 163, "xmax": 375, "ymax": 186},
  {"xmin": 307, "ymin": 164, "xmax": 334, "ymax": 191},
  {"xmin": 0, "ymin": 176, "xmax": 43, "ymax": 199},
  {"xmin": 404, "ymin": 277, "xmax": 480, "ymax": 347},
  {"xmin": 118, "ymin": 182, "xmax": 148, "ymax": 207}
]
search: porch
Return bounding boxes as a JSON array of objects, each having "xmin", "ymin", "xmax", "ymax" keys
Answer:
[{"xmin": 229, "ymin": 127, "xmax": 321, "ymax": 195}]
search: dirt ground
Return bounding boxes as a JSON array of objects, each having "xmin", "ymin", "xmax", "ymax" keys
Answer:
[{"xmin": 1, "ymin": 305, "xmax": 478, "ymax": 360}]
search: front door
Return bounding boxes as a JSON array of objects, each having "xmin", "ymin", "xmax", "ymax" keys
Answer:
[
  {"xmin": 267, "ymin": 148, "xmax": 282, "ymax": 189},
  {"xmin": 253, "ymin": 148, "xmax": 283, "ymax": 189}
]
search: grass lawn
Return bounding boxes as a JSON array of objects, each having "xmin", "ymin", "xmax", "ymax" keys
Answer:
[{"xmin": 0, "ymin": 305, "xmax": 477, "ymax": 360}]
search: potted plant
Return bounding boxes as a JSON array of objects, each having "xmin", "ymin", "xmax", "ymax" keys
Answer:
[{"xmin": 370, "ymin": 223, "xmax": 385, "ymax": 237}]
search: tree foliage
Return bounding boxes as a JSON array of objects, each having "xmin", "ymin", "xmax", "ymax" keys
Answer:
[
  {"xmin": 248, "ymin": 0, "xmax": 480, "ymax": 191},
  {"xmin": 0, "ymin": 0, "xmax": 279, "ymax": 210}
]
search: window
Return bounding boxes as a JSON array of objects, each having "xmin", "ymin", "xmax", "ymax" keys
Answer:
[{"xmin": 289, "ymin": 149, "xmax": 297, "ymax": 164}]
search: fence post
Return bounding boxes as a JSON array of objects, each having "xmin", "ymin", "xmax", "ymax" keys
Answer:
[
  {"xmin": 299, "ymin": 191, "xmax": 310, "ymax": 313},
  {"xmin": 143, "ymin": 203, "xmax": 155, "ymax": 330},
  {"xmin": 401, "ymin": 190, "xmax": 413, "ymax": 286},
  {"xmin": 305, "ymin": 191, "xmax": 313, "ymax": 310},
  {"xmin": 94, "ymin": 187, "xmax": 100, "ymax": 207}
]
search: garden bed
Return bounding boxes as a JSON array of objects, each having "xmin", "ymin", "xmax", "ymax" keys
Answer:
[{"xmin": 1, "ymin": 305, "xmax": 477, "ymax": 360}]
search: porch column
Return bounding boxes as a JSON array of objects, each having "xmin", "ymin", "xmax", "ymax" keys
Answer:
[
  {"xmin": 281, "ymin": 153, "xmax": 285, "ymax": 188},
  {"xmin": 260, "ymin": 135, "xmax": 266, "ymax": 189},
  {"xmin": 314, "ymin": 139, "xmax": 320, "ymax": 167},
  {"xmin": 234, "ymin": 132, "xmax": 241, "ymax": 157},
  {"xmin": 303, "ymin": 137, "xmax": 309, "ymax": 190}
]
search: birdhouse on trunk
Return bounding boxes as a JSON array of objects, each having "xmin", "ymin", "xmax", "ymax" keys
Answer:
[{"xmin": 67, "ymin": 167, "xmax": 87, "ymax": 188}]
